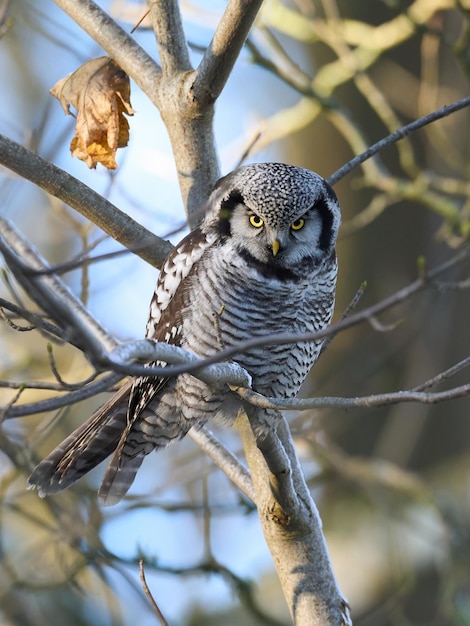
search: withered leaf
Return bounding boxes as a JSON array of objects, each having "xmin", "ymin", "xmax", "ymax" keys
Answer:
[{"xmin": 51, "ymin": 57, "xmax": 135, "ymax": 169}]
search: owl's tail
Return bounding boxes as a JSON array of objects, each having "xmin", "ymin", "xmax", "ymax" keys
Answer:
[{"xmin": 28, "ymin": 381, "xmax": 133, "ymax": 501}]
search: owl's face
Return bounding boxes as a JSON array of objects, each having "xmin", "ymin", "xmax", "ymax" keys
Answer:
[{"xmin": 205, "ymin": 163, "xmax": 341, "ymax": 274}]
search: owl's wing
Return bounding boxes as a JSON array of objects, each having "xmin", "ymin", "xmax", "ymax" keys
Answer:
[
  {"xmin": 29, "ymin": 227, "xmax": 214, "ymax": 501},
  {"xmin": 98, "ymin": 227, "xmax": 214, "ymax": 505}
]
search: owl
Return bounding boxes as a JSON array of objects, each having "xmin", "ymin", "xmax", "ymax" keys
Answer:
[{"xmin": 29, "ymin": 163, "xmax": 341, "ymax": 505}]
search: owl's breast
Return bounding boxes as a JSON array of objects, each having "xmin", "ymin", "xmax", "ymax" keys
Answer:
[{"xmin": 179, "ymin": 245, "xmax": 336, "ymax": 398}]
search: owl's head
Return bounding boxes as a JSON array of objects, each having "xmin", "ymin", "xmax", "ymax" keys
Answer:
[{"xmin": 205, "ymin": 163, "xmax": 341, "ymax": 276}]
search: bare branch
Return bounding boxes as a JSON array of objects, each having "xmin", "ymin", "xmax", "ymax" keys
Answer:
[
  {"xmin": 148, "ymin": 0, "xmax": 192, "ymax": 75},
  {"xmin": 3, "ymin": 372, "xmax": 124, "ymax": 418},
  {"xmin": 0, "ymin": 386, "xmax": 24, "ymax": 422},
  {"xmin": 188, "ymin": 427, "xmax": 255, "ymax": 502},
  {"xmin": 2, "ymin": 214, "xmax": 467, "ymax": 385},
  {"xmin": 139, "ymin": 560, "xmax": 169, "ymax": 626},
  {"xmin": 2, "ymin": 337, "xmax": 252, "ymax": 419},
  {"xmin": 123, "ymin": 245, "xmax": 469, "ymax": 378},
  {"xmin": 0, "ymin": 378, "xmax": 98, "ymax": 392},
  {"xmin": 0, "ymin": 297, "xmax": 64, "ymax": 341},
  {"xmin": 194, "ymin": 0, "xmax": 264, "ymax": 104},
  {"xmin": 238, "ymin": 414, "xmax": 352, "ymax": 625},
  {"xmin": 75, "ymin": 246, "xmax": 467, "ymax": 383},
  {"xmin": 412, "ymin": 356, "xmax": 470, "ymax": 392},
  {"xmin": 0, "ymin": 217, "xmax": 118, "ymax": 359},
  {"xmin": 328, "ymin": 96, "xmax": 470, "ymax": 185},
  {"xmin": 233, "ymin": 381, "xmax": 470, "ymax": 412},
  {"xmin": 0, "ymin": 135, "xmax": 173, "ymax": 269},
  {"xmin": 320, "ymin": 280, "xmax": 366, "ymax": 354}
]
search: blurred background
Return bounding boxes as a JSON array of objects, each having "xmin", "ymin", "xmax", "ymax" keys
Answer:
[{"xmin": 0, "ymin": 0, "xmax": 469, "ymax": 624}]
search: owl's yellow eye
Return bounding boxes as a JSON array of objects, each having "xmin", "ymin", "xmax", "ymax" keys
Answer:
[
  {"xmin": 249, "ymin": 214, "xmax": 264, "ymax": 228},
  {"xmin": 291, "ymin": 218, "xmax": 305, "ymax": 231}
]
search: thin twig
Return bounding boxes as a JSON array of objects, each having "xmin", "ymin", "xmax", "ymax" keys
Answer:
[
  {"xmin": 3, "ymin": 372, "xmax": 124, "ymax": 418},
  {"xmin": 411, "ymin": 356, "xmax": 470, "ymax": 392},
  {"xmin": 0, "ymin": 379, "xmax": 98, "ymax": 392},
  {"xmin": 0, "ymin": 386, "xmax": 24, "ymax": 422},
  {"xmin": 0, "ymin": 306, "xmax": 35, "ymax": 331},
  {"xmin": 320, "ymin": 281, "xmax": 366, "ymax": 354},
  {"xmin": 139, "ymin": 560, "xmax": 169, "ymax": 626},
  {"xmin": 232, "ymin": 382, "xmax": 470, "ymax": 411},
  {"xmin": 328, "ymin": 96, "xmax": 470, "ymax": 185},
  {"xmin": 0, "ymin": 298, "xmax": 65, "ymax": 341}
]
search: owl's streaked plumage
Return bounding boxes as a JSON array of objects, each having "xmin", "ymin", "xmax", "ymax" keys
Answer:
[{"xmin": 29, "ymin": 163, "xmax": 341, "ymax": 505}]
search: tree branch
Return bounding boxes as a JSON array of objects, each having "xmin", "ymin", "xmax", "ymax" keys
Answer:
[
  {"xmin": 103, "ymin": 246, "xmax": 468, "ymax": 379},
  {"xmin": 189, "ymin": 427, "xmax": 255, "ymax": 502},
  {"xmin": 193, "ymin": 0, "xmax": 265, "ymax": 104},
  {"xmin": 2, "ymin": 215, "xmax": 467, "ymax": 417},
  {"xmin": 233, "ymin": 381, "xmax": 470, "ymax": 412},
  {"xmin": 328, "ymin": 96, "xmax": 470, "ymax": 186},
  {"xmin": 0, "ymin": 135, "xmax": 173, "ymax": 268},
  {"xmin": 148, "ymin": 0, "xmax": 192, "ymax": 75},
  {"xmin": 0, "ymin": 217, "xmax": 117, "ymax": 359},
  {"xmin": 52, "ymin": 0, "xmax": 162, "ymax": 100},
  {"xmin": 238, "ymin": 413, "xmax": 352, "ymax": 625}
]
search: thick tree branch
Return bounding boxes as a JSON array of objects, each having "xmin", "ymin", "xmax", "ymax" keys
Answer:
[
  {"xmin": 148, "ymin": 0, "xmax": 192, "ymax": 75},
  {"xmin": 238, "ymin": 413, "xmax": 352, "ymax": 625},
  {"xmin": 49, "ymin": 0, "xmax": 218, "ymax": 220},
  {"xmin": 194, "ymin": 0, "xmax": 265, "ymax": 104},
  {"xmin": 0, "ymin": 135, "xmax": 172, "ymax": 268}
]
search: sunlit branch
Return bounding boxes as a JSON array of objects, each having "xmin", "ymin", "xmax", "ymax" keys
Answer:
[
  {"xmin": 194, "ymin": 0, "xmax": 265, "ymax": 104},
  {"xmin": 148, "ymin": 0, "xmax": 191, "ymax": 75},
  {"xmin": 0, "ymin": 136, "xmax": 172, "ymax": 269},
  {"xmin": 237, "ymin": 413, "xmax": 352, "ymax": 625},
  {"xmin": 104, "ymin": 244, "xmax": 469, "ymax": 379}
]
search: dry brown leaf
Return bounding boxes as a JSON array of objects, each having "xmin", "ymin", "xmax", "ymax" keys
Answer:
[{"xmin": 51, "ymin": 57, "xmax": 135, "ymax": 169}]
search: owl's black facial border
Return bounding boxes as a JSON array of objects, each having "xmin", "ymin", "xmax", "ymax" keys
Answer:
[
  {"xmin": 217, "ymin": 189, "xmax": 245, "ymax": 240},
  {"xmin": 314, "ymin": 198, "xmax": 335, "ymax": 251}
]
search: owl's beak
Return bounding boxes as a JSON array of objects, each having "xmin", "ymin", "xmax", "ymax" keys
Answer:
[{"xmin": 271, "ymin": 239, "xmax": 280, "ymax": 256}]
